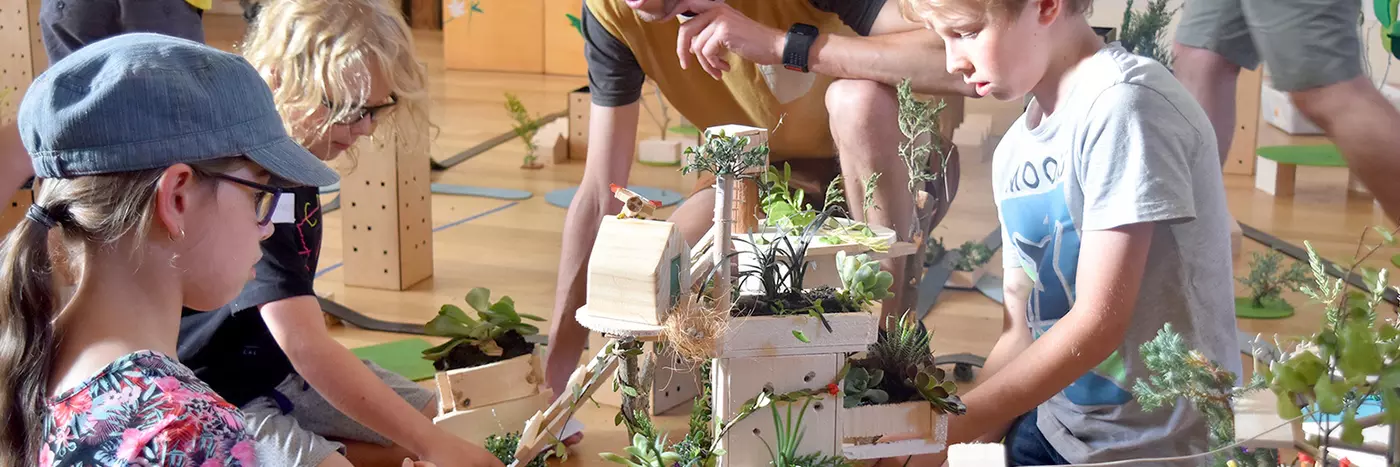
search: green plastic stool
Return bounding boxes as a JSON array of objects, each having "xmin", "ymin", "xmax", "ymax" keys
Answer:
[{"xmin": 1254, "ymin": 144, "xmax": 1366, "ymax": 196}]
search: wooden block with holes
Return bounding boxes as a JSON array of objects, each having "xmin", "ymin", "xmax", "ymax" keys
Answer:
[
  {"xmin": 712, "ymin": 353, "xmax": 842, "ymax": 467},
  {"xmin": 1, "ymin": 188, "xmax": 32, "ymax": 234},
  {"xmin": 1, "ymin": 0, "xmax": 44, "ymax": 123},
  {"xmin": 1226, "ymin": 67, "xmax": 1263, "ymax": 175},
  {"xmin": 585, "ymin": 332, "xmax": 701, "ymax": 415},
  {"xmin": 341, "ymin": 118, "xmax": 433, "ymax": 291},
  {"xmin": 442, "ymin": 0, "xmax": 543, "ymax": 73},
  {"xmin": 568, "ymin": 86, "xmax": 589, "ymax": 160}
]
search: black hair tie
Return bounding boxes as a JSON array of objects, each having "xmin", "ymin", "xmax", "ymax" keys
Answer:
[{"xmin": 25, "ymin": 204, "xmax": 59, "ymax": 230}]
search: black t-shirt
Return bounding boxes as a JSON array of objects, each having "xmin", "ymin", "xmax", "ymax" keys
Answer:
[{"xmin": 177, "ymin": 186, "xmax": 323, "ymax": 407}]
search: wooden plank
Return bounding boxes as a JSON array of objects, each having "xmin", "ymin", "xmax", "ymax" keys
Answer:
[
  {"xmin": 1254, "ymin": 157, "xmax": 1296, "ymax": 197},
  {"xmin": 842, "ymin": 401, "xmax": 932, "ymax": 440},
  {"xmin": 542, "ymin": 0, "xmax": 586, "ymax": 76},
  {"xmin": 714, "ymin": 353, "xmax": 841, "ymax": 467},
  {"xmin": 442, "ymin": 0, "xmax": 544, "ymax": 73},
  {"xmin": 947, "ymin": 443, "xmax": 1006, "ymax": 467},
  {"xmin": 395, "ymin": 127, "xmax": 434, "ymax": 289},
  {"xmin": 719, "ymin": 309, "xmax": 877, "ymax": 358},
  {"xmin": 433, "ymin": 390, "xmax": 550, "ymax": 442},
  {"xmin": 436, "ymin": 353, "xmax": 542, "ymax": 411},
  {"xmin": 1225, "ymin": 67, "xmax": 1263, "ymax": 175}
]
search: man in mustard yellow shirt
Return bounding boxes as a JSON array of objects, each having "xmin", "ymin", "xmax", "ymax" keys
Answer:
[{"xmin": 545, "ymin": 0, "xmax": 976, "ymax": 397}]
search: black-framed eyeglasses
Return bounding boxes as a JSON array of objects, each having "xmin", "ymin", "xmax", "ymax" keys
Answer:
[
  {"xmin": 322, "ymin": 93, "xmax": 398, "ymax": 126},
  {"xmin": 202, "ymin": 172, "xmax": 288, "ymax": 226}
]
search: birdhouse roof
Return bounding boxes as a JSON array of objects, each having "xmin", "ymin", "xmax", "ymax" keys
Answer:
[{"xmin": 590, "ymin": 217, "xmax": 684, "ymax": 274}]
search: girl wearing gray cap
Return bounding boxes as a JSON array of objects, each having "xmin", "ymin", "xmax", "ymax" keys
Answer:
[{"xmin": 0, "ymin": 33, "xmax": 339, "ymax": 467}]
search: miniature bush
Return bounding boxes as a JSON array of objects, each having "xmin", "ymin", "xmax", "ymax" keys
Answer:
[
  {"xmin": 952, "ymin": 241, "xmax": 993, "ymax": 272},
  {"xmin": 504, "ymin": 92, "xmax": 546, "ymax": 169},
  {"xmin": 1237, "ymin": 250, "xmax": 1308, "ymax": 309}
]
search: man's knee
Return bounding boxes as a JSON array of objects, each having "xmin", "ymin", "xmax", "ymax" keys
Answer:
[
  {"xmin": 1288, "ymin": 76, "xmax": 1375, "ymax": 128},
  {"xmin": 824, "ymin": 79, "xmax": 897, "ymax": 130}
]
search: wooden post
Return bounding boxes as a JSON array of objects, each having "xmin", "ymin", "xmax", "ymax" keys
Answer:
[
  {"xmin": 1225, "ymin": 67, "xmax": 1263, "ymax": 175},
  {"xmin": 568, "ymin": 86, "xmax": 589, "ymax": 160},
  {"xmin": 340, "ymin": 120, "xmax": 434, "ymax": 291},
  {"xmin": 1, "ymin": 0, "xmax": 43, "ymax": 235}
]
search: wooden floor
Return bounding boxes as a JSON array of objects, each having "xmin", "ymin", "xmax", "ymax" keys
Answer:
[{"xmin": 196, "ymin": 13, "xmax": 1400, "ymax": 464}]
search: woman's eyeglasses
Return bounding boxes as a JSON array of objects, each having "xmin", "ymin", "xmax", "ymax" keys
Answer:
[
  {"xmin": 203, "ymin": 172, "xmax": 287, "ymax": 226},
  {"xmin": 323, "ymin": 93, "xmax": 398, "ymax": 126}
]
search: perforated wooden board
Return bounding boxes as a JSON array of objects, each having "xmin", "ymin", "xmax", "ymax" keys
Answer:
[
  {"xmin": 1, "ymin": 189, "xmax": 33, "ymax": 234},
  {"xmin": 568, "ymin": 87, "xmax": 589, "ymax": 159},
  {"xmin": 1, "ymin": 0, "xmax": 42, "ymax": 125},
  {"xmin": 713, "ymin": 354, "xmax": 841, "ymax": 467},
  {"xmin": 341, "ymin": 122, "xmax": 434, "ymax": 291},
  {"xmin": 1226, "ymin": 67, "xmax": 1263, "ymax": 175}
]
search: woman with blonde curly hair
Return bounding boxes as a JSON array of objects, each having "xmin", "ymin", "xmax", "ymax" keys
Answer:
[{"xmin": 175, "ymin": 1, "xmax": 501, "ymax": 466}]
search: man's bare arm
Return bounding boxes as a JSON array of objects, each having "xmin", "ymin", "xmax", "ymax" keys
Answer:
[
  {"xmin": 543, "ymin": 101, "xmax": 642, "ymax": 398},
  {"xmin": 968, "ymin": 266, "xmax": 1034, "ymax": 443},
  {"xmin": 809, "ymin": 1, "xmax": 972, "ymax": 95}
]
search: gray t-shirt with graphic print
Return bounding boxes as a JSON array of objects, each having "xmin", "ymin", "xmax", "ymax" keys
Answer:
[{"xmin": 992, "ymin": 44, "xmax": 1239, "ymax": 465}]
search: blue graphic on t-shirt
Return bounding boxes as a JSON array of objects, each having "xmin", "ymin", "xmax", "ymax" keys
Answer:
[{"xmin": 1001, "ymin": 156, "xmax": 1133, "ymax": 406}]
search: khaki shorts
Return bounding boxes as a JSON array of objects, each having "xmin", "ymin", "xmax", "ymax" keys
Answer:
[
  {"xmin": 1175, "ymin": 0, "xmax": 1363, "ymax": 92},
  {"xmin": 239, "ymin": 361, "xmax": 436, "ymax": 467}
]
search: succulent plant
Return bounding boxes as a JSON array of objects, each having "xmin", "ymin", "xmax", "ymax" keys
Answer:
[
  {"xmin": 600, "ymin": 433, "xmax": 683, "ymax": 467},
  {"xmin": 836, "ymin": 250, "xmax": 894, "ymax": 308},
  {"xmin": 842, "ymin": 366, "xmax": 889, "ymax": 408},
  {"xmin": 910, "ymin": 364, "xmax": 966, "ymax": 415}
]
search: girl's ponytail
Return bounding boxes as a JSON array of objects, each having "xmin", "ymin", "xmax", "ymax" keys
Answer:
[{"xmin": 0, "ymin": 204, "xmax": 64, "ymax": 467}]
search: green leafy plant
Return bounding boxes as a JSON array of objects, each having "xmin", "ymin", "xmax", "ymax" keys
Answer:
[
  {"xmin": 842, "ymin": 366, "xmax": 889, "ymax": 408},
  {"xmin": 1238, "ymin": 250, "xmax": 1308, "ymax": 309},
  {"xmin": 952, "ymin": 241, "xmax": 993, "ymax": 272},
  {"xmin": 1264, "ymin": 226, "xmax": 1400, "ymax": 462},
  {"xmin": 1132, "ymin": 323, "xmax": 1278, "ymax": 467},
  {"xmin": 734, "ymin": 207, "xmax": 831, "ymax": 304},
  {"xmin": 1119, "ymin": 0, "xmax": 1178, "ymax": 68},
  {"xmin": 504, "ymin": 92, "xmax": 546, "ymax": 168},
  {"xmin": 836, "ymin": 250, "xmax": 895, "ymax": 308},
  {"xmin": 759, "ymin": 389, "xmax": 859, "ymax": 467},
  {"xmin": 760, "ymin": 163, "xmax": 819, "ymax": 235},
  {"xmin": 421, "ymin": 287, "xmax": 543, "ymax": 368},
  {"xmin": 485, "ymin": 431, "xmax": 553, "ymax": 467}
]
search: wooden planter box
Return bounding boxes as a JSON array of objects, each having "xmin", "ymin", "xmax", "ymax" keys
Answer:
[
  {"xmin": 432, "ymin": 353, "xmax": 548, "ymax": 441},
  {"xmin": 840, "ymin": 401, "xmax": 949, "ymax": 459},
  {"xmin": 733, "ymin": 219, "xmax": 903, "ymax": 294},
  {"xmin": 945, "ymin": 265, "xmax": 986, "ymax": 289},
  {"xmin": 718, "ymin": 302, "xmax": 879, "ymax": 358}
]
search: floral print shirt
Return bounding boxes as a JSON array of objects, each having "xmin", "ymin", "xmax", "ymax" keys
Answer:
[{"xmin": 42, "ymin": 350, "xmax": 257, "ymax": 466}]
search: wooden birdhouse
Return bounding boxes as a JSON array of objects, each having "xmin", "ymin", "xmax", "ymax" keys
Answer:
[{"xmin": 578, "ymin": 216, "xmax": 691, "ymax": 332}]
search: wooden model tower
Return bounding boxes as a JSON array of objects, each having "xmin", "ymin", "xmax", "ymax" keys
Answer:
[{"xmin": 340, "ymin": 118, "xmax": 434, "ymax": 291}]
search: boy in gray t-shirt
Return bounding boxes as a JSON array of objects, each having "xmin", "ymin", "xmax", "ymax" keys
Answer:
[{"xmin": 904, "ymin": 0, "xmax": 1238, "ymax": 465}]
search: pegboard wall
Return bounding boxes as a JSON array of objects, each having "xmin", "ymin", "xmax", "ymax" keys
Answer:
[
  {"xmin": 1, "ymin": 188, "xmax": 34, "ymax": 234},
  {"xmin": 1225, "ymin": 67, "xmax": 1263, "ymax": 176},
  {"xmin": 340, "ymin": 119, "xmax": 434, "ymax": 291},
  {"xmin": 1, "ymin": 0, "xmax": 44, "ymax": 125}
]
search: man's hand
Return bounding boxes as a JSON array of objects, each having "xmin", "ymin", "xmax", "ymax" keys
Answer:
[{"xmin": 675, "ymin": 1, "xmax": 784, "ymax": 79}]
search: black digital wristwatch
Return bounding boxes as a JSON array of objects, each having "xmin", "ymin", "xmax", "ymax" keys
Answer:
[{"xmin": 783, "ymin": 23, "xmax": 819, "ymax": 72}]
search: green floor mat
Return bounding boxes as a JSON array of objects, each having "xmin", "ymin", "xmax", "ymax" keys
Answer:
[
  {"xmin": 1235, "ymin": 297, "xmax": 1295, "ymax": 319},
  {"xmin": 351, "ymin": 338, "xmax": 439, "ymax": 382},
  {"xmin": 1256, "ymin": 144, "xmax": 1346, "ymax": 167}
]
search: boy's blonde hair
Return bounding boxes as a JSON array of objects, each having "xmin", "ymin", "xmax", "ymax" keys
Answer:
[
  {"xmin": 901, "ymin": 0, "xmax": 1093, "ymax": 27},
  {"xmin": 239, "ymin": 0, "xmax": 431, "ymax": 160}
]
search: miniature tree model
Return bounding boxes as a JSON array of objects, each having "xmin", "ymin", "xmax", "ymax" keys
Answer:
[
  {"xmin": 1119, "ymin": 0, "xmax": 1177, "ymax": 68},
  {"xmin": 505, "ymin": 92, "xmax": 546, "ymax": 169},
  {"xmin": 1236, "ymin": 250, "xmax": 1309, "ymax": 319},
  {"xmin": 1132, "ymin": 323, "xmax": 1279, "ymax": 467},
  {"xmin": 682, "ymin": 129, "xmax": 767, "ymax": 313}
]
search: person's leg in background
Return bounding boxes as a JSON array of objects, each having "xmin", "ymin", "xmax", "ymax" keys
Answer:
[
  {"xmin": 1173, "ymin": 0, "xmax": 1255, "ymax": 167},
  {"xmin": 826, "ymin": 79, "xmax": 914, "ymax": 323},
  {"xmin": 1256, "ymin": 0, "xmax": 1400, "ymax": 222}
]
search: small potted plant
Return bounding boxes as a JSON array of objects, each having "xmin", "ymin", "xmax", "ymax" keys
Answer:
[
  {"xmin": 722, "ymin": 209, "xmax": 888, "ymax": 356},
  {"xmin": 422, "ymin": 287, "xmax": 551, "ymax": 441},
  {"xmin": 946, "ymin": 241, "xmax": 993, "ymax": 289},
  {"xmin": 840, "ymin": 313, "xmax": 965, "ymax": 459},
  {"xmin": 1234, "ymin": 250, "xmax": 1307, "ymax": 319}
]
